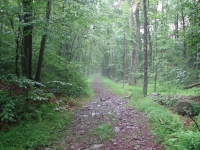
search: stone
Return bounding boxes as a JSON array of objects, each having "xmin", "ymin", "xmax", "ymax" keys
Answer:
[
  {"xmin": 175, "ymin": 101, "xmax": 194, "ymax": 116},
  {"xmin": 88, "ymin": 144, "xmax": 104, "ymax": 150},
  {"xmin": 114, "ymin": 127, "xmax": 120, "ymax": 132},
  {"xmin": 44, "ymin": 148, "xmax": 52, "ymax": 150},
  {"xmin": 92, "ymin": 112, "xmax": 96, "ymax": 116},
  {"xmin": 79, "ymin": 130, "xmax": 85, "ymax": 135},
  {"xmin": 81, "ymin": 115, "xmax": 89, "ymax": 118},
  {"xmin": 70, "ymin": 145, "xmax": 75, "ymax": 150},
  {"xmin": 113, "ymin": 142, "xmax": 117, "ymax": 146},
  {"xmin": 100, "ymin": 98, "xmax": 106, "ymax": 101},
  {"xmin": 150, "ymin": 92, "xmax": 160, "ymax": 96}
]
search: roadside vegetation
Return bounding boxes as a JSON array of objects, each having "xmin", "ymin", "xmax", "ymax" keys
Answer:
[
  {"xmin": 0, "ymin": 78, "xmax": 93, "ymax": 150},
  {"xmin": 1, "ymin": 0, "xmax": 200, "ymax": 149},
  {"xmin": 93, "ymin": 123, "xmax": 116, "ymax": 142},
  {"xmin": 102, "ymin": 77, "xmax": 200, "ymax": 150}
]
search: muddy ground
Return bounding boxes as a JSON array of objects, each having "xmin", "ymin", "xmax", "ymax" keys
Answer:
[{"xmin": 63, "ymin": 77, "xmax": 163, "ymax": 150}]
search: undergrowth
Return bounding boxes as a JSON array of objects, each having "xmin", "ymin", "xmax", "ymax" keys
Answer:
[
  {"xmin": 0, "ymin": 104, "xmax": 73, "ymax": 150},
  {"xmin": 0, "ymin": 78, "xmax": 94, "ymax": 150},
  {"xmin": 102, "ymin": 77, "xmax": 200, "ymax": 150}
]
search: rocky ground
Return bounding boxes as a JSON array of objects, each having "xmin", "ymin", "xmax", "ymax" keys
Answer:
[{"xmin": 63, "ymin": 77, "xmax": 163, "ymax": 150}]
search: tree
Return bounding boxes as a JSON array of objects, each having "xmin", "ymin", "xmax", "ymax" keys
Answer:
[
  {"xmin": 22, "ymin": 0, "xmax": 33, "ymax": 79},
  {"xmin": 129, "ymin": 0, "xmax": 137, "ymax": 85},
  {"xmin": 35, "ymin": 0, "xmax": 52, "ymax": 82},
  {"xmin": 123, "ymin": 27, "xmax": 128, "ymax": 87},
  {"xmin": 143, "ymin": 0, "xmax": 148, "ymax": 95}
]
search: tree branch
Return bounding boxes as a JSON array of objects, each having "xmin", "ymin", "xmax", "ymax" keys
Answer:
[{"xmin": 183, "ymin": 82, "xmax": 200, "ymax": 89}]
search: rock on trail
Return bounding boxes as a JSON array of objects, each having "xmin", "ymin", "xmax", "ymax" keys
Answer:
[{"xmin": 65, "ymin": 77, "xmax": 162, "ymax": 150}]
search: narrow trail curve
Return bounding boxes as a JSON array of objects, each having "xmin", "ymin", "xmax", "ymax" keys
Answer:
[{"xmin": 65, "ymin": 77, "xmax": 163, "ymax": 150}]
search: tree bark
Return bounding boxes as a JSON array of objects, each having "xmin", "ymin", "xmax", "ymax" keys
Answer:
[
  {"xmin": 35, "ymin": 0, "xmax": 52, "ymax": 82},
  {"xmin": 198, "ymin": 0, "xmax": 200, "ymax": 26},
  {"xmin": 143, "ymin": 0, "xmax": 148, "ymax": 96},
  {"xmin": 175, "ymin": 13, "xmax": 179, "ymax": 39},
  {"xmin": 123, "ymin": 28, "xmax": 127, "ymax": 87},
  {"xmin": 129, "ymin": 0, "xmax": 136, "ymax": 85},
  {"xmin": 15, "ymin": 25, "xmax": 21, "ymax": 77},
  {"xmin": 22, "ymin": 0, "xmax": 33, "ymax": 79},
  {"xmin": 181, "ymin": 2, "xmax": 186, "ymax": 58},
  {"xmin": 135, "ymin": 2, "xmax": 140, "ymax": 82}
]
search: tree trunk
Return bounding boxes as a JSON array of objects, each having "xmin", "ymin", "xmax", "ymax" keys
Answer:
[
  {"xmin": 135, "ymin": 2, "xmax": 140, "ymax": 83},
  {"xmin": 175, "ymin": 13, "xmax": 179, "ymax": 39},
  {"xmin": 198, "ymin": 0, "xmax": 200, "ymax": 26},
  {"xmin": 123, "ymin": 29, "xmax": 127, "ymax": 87},
  {"xmin": 153, "ymin": 6, "xmax": 158, "ymax": 92},
  {"xmin": 87, "ymin": 41, "xmax": 92, "ymax": 77},
  {"xmin": 181, "ymin": 3, "xmax": 186, "ymax": 58},
  {"xmin": 22, "ymin": 0, "xmax": 33, "ymax": 79},
  {"xmin": 143, "ymin": 0, "xmax": 148, "ymax": 96},
  {"xmin": 8, "ymin": 13, "xmax": 20, "ymax": 77},
  {"xmin": 35, "ymin": 0, "xmax": 52, "ymax": 82},
  {"xmin": 15, "ymin": 25, "xmax": 21, "ymax": 77},
  {"xmin": 129, "ymin": 0, "xmax": 136, "ymax": 85}
]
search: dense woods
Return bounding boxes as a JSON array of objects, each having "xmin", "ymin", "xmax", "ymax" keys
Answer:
[
  {"xmin": 97, "ymin": 0, "xmax": 200, "ymax": 93},
  {"xmin": 0, "ymin": 0, "xmax": 94, "ymax": 122},
  {"xmin": 0, "ymin": 0, "xmax": 199, "ymax": 126},
  {"xmin": 0, "ymin": 0, "xmax": 200, "ymax": 149}
]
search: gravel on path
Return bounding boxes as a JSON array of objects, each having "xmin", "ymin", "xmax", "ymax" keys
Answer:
[{"xmin": 65, "ymin": 77, "xmax": 163, "ymax": 150}]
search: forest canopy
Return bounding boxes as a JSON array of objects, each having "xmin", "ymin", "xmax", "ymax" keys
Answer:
[{"xmin": 0, "ymin": 0, "xmax": 200, "ymax": 124}]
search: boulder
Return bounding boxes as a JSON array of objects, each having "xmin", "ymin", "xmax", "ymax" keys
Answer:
[
  {"xmin": 150, "ymin": 92, "xmax": 161, "ymax": 96},
  {"xmin": 44, "ymin": 148, "xmax": 52, "ymax": 150},
  {"xmin": 175, "ymin": 101, "xmax": 194, "ymax": 116},
  {"xmin": 88, "ymin": 144, "xmax": 104, "ymax": 150}
]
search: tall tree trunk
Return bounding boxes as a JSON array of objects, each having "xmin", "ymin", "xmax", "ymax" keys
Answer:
[
  {"xmin": 147, "ymin": 27, "xmax": 152, "ymax": 68},
  {"xmin": 181, "ymin": 2, "xmax": 186, "ymax": 59},
  {"xmin": 8, "ymin": 12, "xmax": 21, "ymax": 77},
  {"xmin": 35, "ymin": 0, "xmax": 52, "ymax": 82},
  {"xmin": 135, "ymin": 2, "xmax": 140, "ymax": 80},
  {"xmin": 154, "ymin": 19, "xmax": 158, "ymax": 92},
  {"xmin": 123, "ymin": 29, "xmax": 127, "ymax": 87},
  {"xmin": 129, "ymin": 0, "xmax": 136, "ymax": 85},
  {"xmin": 153, "ymin": 3, "xmax": 158, "ymax": 92},
  {"xmin": 198, "ymin": 0, "xmax": 200, "ymax": 26},
  {"xmin": 22, "ymin": 0, "xmax": 33, "ymax": 79},
  {"xmin": 87, "ymin": 41, "xmax": 92, "ymax": 77},
  {"xmin": 175, "ymin": 13, "xmax": 179, "ymax": 39},
  {"xmin": 15, "ymin": 25, "xmax": 21, "ymax": 77},
  {"xmin": 143, "ymin": 0, "xmax": 148, "ymax": 95}
]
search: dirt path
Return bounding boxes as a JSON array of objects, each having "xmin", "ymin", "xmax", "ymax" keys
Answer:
[{"xmin": 65, "ymin": 77, "xmax": 162, "ymax": 150}]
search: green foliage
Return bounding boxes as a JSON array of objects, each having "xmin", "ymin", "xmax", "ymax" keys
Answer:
[
  {"xmin": 0, "ymin": 92, "xmax": 18, "ymax": 122},
  {"xmin": 0, "ymin": 90, "xmax": 31, "ymax": 122},
  {"xmin": 0, "ymin": 106, "xmax": 72, "ymax": 150},
  {"xmin": 43, "ymin": 51, "xmax": 88, "ymax": 97},
  {"xmin": 191, "ymin": 103, "xmax": 200, "ymax": 116},
  {"xmin": 128, "ymin": 95, "xmax": 182, "ymax": 139},
  {"xmin": 102, "ymin": 77, "xmax": 200, "ymax": 150},
  {"xmin": 0, "ymin": 74, "xmax": 52, "ymax": 122},
  {"xmin": 165, "ymin": 131, "xmax": 200, "ymax": 150},
  {"xmin": 93, "ymin": 123, "xmax": 115, "ymax": 142},
  {"xmin": 0, "ymin": 74, "xmax": 44, "ymax": 93}
]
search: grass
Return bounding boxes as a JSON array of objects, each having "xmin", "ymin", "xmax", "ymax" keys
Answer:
[
  {"xmin": 102, "ymin": 76, "xmax": 200, "ymax": 150},
  {"xmin": 147, "ymin": 83, "xmax": 200, "ymax": 96},
  {"xmin": 0, "ymin": 105, "xmax": 73, "ymax": 150},
  {"xmin": 93, "ymin": 123, "xmax": 116, "ymax": 142},
  {"xmin": 0, "ymin": 78, "xmax": 94, "ymax": 150}
]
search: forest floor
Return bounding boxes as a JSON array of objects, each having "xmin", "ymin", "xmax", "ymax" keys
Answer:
[{"xmin": 60, "ymin": 77, "xmax": 163, "ymax": 150}]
